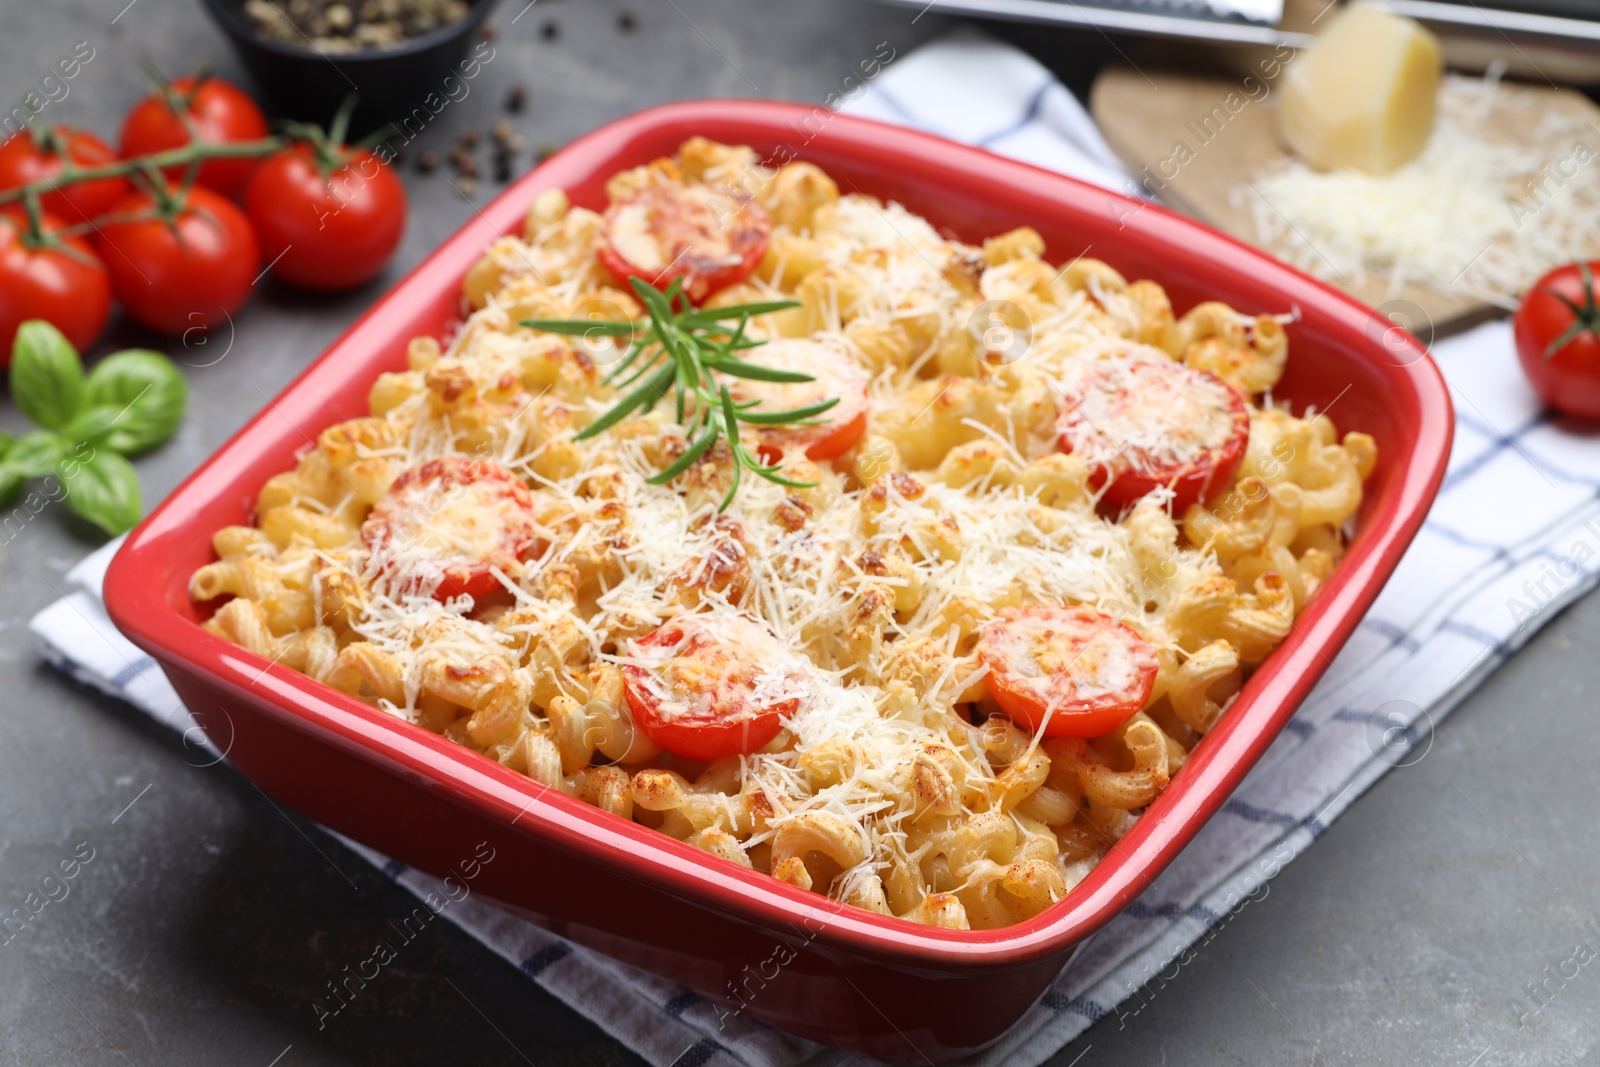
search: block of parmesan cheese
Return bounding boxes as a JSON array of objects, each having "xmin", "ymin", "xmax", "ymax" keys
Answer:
[{"xmin": 1276, "ymin": 2, "xmax": 1443, "ymax": 175}]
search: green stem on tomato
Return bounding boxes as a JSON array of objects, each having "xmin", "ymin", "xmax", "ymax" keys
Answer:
[
  {"xmin": 0, "ymin": 136, "xmax": 283, "ymax": 208},
  {"xmin": 18, "ymin": 187, "xmax": 46, "ymax": 242},
  {"xmin": 28, "ymin": 115, "xmax": 58, "ymax": 154},
  {"xmin": 140, "ymin": 58, "xmax": 211, "ymax": 117},
  {"xmin": 1, "ymin": 136, "xmax": 283, "ymax": 238},
  {"xmin": 2, "ymin": 183, "xmax": 94, "ymax": 269},
  {"xmin": 1538, "ymin": 262, "xmax": 1600, "ymax": 360},
  {"xmin": 278, "ymin": 95, "xmax": 360, "ymax": 181}
]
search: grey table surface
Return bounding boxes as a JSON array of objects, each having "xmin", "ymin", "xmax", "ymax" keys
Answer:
[{"xmin": 1, "ymin": 1, "xmax": 1597, "ymax": 1065}]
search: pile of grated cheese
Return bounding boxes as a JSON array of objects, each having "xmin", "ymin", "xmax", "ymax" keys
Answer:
[{"xmin": 1237, "ymin": 72, "xmax": 1600, "ymax": 309}]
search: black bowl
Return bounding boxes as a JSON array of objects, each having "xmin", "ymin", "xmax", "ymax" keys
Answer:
[{"xmin": 201, "ymin": 0, "xmax": 501, "ymax": 138}]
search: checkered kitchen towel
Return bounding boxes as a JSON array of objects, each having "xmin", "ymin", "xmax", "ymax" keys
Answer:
[{"xmin": 31, "ymin": 28, "xmax": 1600, "ymax": 1067}]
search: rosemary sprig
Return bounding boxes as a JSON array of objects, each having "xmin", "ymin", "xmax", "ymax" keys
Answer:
[{"xmin": 523, "ymin": 277, "xmax": 831, "ymax": 511}]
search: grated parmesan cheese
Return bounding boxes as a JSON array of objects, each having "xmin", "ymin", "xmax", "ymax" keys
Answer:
[{"xmin": 1238, "ymin": 73, "xmax": 1600, "ymax": 308}]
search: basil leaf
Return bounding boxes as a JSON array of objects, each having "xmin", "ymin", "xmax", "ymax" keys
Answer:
[
  {"xmin": 11, "ymin": 320, "xmax": 84, "ymax": 431},
  {"xmin": 82, "ymin": 349, "xmax": 188, "ymax": 454},
  {"xmin": 64, "ymin": 404, "xmax": 126, "ymax": 446},
  {"xmin": 0, "ymin": 429, "xmax": 15, "ymax": 458},
  {"xmin": 60, "ymin": 448, "xmax": 141, "ymax": 537},
  {"xmin": 6, "ymin": 431, "xmax": 68, "ymax": 478},
  {"xmin": 0, "ymin": 465, "xmax": 24, "ymax": 510}
]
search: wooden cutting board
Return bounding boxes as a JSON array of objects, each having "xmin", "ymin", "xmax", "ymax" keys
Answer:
[{"xmin": 1089, "ymin": 62, "xmax": 1600, "ymax": 336}]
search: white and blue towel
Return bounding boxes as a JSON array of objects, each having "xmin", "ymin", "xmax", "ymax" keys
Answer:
[{"xmin": 30, "ymin": 30, "xmax": 1600, "ymax": 1067}]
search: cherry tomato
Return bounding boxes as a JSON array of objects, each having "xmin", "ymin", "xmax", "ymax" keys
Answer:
[
  {"xmin": 0, "ymin": 126, "xmax": 127, "ymax": 223},
  {"xmin": 1058, "ymin": 356, "xmax": 1249, "ymax": 513},
  {"xmin": 977, "ymin": 605, "xmax": 1159, "ymax": 738},
  {"xmin": 244, "ymin": 143, "xmax": 407, "ymax": 292},
  {"xmin": 733, "ymin": 339, "xmax": 871, "ymax": 464},
  {"xmin": 95, "ymin": 183, "xmax": 259, "ymax": 335},
  {"xmin": 598, "ymin": 184, "xmax": 770, "ymax": 303},
  {"xmin": 361, "ymin": 455, "xmax": 541, "ymax": 603},
  {"xmin": 118, "ymin": 75, "xmax": 269, "ymax": 198},
  {"xmin": 1514, "ymin": 261, "xmax": 1600, "ymax": 419},
  {"xmin": 622, "ymin": 614, "xmax": 805, "ymax": 760},
  {"xmin": 0, "ymin": 206, "xmax": 111, "ymax": 362}
]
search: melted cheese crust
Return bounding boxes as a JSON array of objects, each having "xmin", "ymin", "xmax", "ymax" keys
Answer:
[
  {"xmin": 192, "ymin": 139, "xmax": 1377, "ymax": 931},
  {"xmin": 980, "ymin": 609, "xmax": 1154, "ymax": 711},
  {"xmin": 1061, "ymin": 356, "xmax": 1240, "ymax": 474}
]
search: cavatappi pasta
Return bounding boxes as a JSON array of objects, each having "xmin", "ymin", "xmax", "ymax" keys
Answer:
[{"xmin": 191, "ymin": 138, "xmax": 1376, "ymax": 931}]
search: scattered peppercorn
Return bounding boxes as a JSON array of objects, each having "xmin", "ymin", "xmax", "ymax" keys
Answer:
[
  {"xmin": 486, "ymin": 120, "xmax": 523, "ymax": 183},
  {"xmin": 490, "ymin": 120, "xmax": 522, "ymax": 151},
  {"xmin": 618, "ymin": 12, "xmax": 635, "ymax": 31},
  {"xmin": 417, "ymin": 149, "xmax": 440, "ymax": 173},
  {"xmin": 536, "ymin": 142, "xmax": 560, "ymax": 163},
  {"xmin": 457, "ymin": 176, "xmax": 478, "ymax": 198},
  {"xmin": 480, "ymin": 22, "xmax": 496, "ymax": 40},
  {"xmin": 541, "ymin": 20, "xmax": 558, "ymax": 40},
  {"xmin": 458, "ymin": 127, "xmax": 480, "ymax": 149},
  {"xmin": 505, "ymin": 85, "xmax": 526, "ymax": 113}
]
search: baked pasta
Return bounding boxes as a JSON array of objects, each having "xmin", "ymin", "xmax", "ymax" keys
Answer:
[{"xmin": 190, "ymin": 138, "xmax": 1376, "ymax": 931}]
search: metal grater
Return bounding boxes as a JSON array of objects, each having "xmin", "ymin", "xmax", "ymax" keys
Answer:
[
  {"xmin": 880, "ymin": 0, "xmax": 1600, "ymax": 81},
  {"xmin": 872, "ymin": 0, "xmax": 1308, "ymax": 47}
]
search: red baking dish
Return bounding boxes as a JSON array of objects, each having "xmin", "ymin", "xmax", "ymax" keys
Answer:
[{"xmin": 103, "ymin": 100, "xmax": 1452, "ymax": 1062}]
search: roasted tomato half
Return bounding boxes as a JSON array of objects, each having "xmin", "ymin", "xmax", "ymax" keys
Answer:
[
  {"xmin": 598, "ymin": 183, "xmax": 770, "ymax": 303},
  {"xmin": 977, "ymin": 604, "xmax": 1159, "ymax": 738},
  {"xmin": 361, "ymin": 455, "xmax": 540, "ymax": 603},
  {"xmin": 622, "ymin": 614, "xmax": 807, "ymax": 760},
  {"xmin": 1058, "ymin": 355, "xmax": 1250, "ymax": 513},
  {"xmin": 731, "ymin": 338, "xmax": 871, "ymax": 464}
]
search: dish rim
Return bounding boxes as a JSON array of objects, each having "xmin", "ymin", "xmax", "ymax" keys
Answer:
[{"xmin": 103, "ymin": 98, "xmax": 1454, "ymax": 971}]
